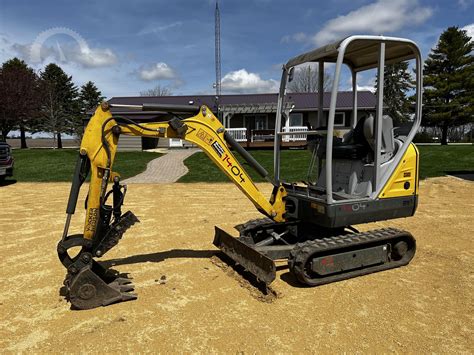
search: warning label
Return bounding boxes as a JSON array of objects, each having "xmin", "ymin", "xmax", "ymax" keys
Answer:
[{"xmin": 196, "ymin": 128, "xmax": 214, "ymax": 145}]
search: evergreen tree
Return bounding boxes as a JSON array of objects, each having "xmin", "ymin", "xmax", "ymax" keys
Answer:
[
  {"xmin": 0, "ymin": 58, "xmax": 41, "ymax": 147},
  {"xmin": 423, "ymin": 26, "xmax": 473, "ymax": 145},
  {"xmin": 40, "ymin": 63, "xmax": 79, "ymax": 148},
  {"xmin": 375, "ymin": 61, "xmax": 414, "ymax": 125},
  {"xmin": 77, "ymin": 81, "xmax": 104, "ymax": 138}
]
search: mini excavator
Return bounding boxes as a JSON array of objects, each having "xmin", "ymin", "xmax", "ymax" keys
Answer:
[{"xmin": 58, "ymin": 36, "xmax": 422, "ymax": 309}]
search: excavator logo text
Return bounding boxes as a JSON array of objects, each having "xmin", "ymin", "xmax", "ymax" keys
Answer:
[{"xmin": 222, "ymin": 153, "xmax": 246, "ymax": 184}]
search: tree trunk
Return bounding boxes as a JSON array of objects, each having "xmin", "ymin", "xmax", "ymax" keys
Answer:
[
  {"xmin": 20, "ymin": 125, "xmax": 28, "ymax": 149},
  {"xmin": 441, "ymin": 122, "xmax": 448, "ymax": 145},
  {"xmin": 57, "ymin": 132, "xmax": 63, "ymax": 149}
]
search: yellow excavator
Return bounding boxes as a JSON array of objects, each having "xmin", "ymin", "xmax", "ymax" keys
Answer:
[{"xmin": 58, "ymin": 35, "xmax": 422, "ymax": 309}]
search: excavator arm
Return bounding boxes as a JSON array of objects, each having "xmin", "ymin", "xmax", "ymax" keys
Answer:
[{"xmin": 57, "ymin": 102, "xmax": 286, "ymax": 309}]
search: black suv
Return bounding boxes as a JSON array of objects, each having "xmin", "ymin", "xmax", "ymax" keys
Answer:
[{"xmin": 0, "ymin": 139, "xmax": 14, "ymax": 181}]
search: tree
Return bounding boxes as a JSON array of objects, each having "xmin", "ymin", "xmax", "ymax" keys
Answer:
[
  {"xmin": 40, "ymin": 63, "xmax": 79, "ymax": 148},
  {"xmin": 423, "ymin": 26, "xmax": 473, "ymax": 145},
  {"xmin": 140, "ymin": 85, "xmax": 172, "ymax": 96},
  {"xmin": 287, "ymin": 65, "xmax": 333, "ymax": 93},
  {"xmin": 375, "ymin": 61, "xmax": 414, "ymax": 125},
  {"xmin": 77, "ymin": 81, "xmax": 104, "ymax": 138},
  {"xmin": 0, "ymin": 58, "xmax": 41, "ymax": 147}
]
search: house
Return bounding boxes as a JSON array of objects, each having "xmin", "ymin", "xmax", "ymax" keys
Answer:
[{"xmin": 103, "ymin": 91, "xmax": 376, "ymax": 150}]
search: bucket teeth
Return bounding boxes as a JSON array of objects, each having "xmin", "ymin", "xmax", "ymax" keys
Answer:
[{"xmin": 115, "ymin": 277, "xmax": 133, "ymax": 284}]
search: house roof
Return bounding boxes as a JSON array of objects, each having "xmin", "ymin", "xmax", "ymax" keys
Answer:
[{"xmin": 107, "ymin": 91, "xmax": 376, "ymax": 114}]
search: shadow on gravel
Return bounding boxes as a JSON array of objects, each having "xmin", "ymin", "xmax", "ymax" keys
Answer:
[
  {"xmin": 0, "ymin": 179, "xmax": 17, "ymax": 186},
  {"xmin": 280, "ymin": 271, "xmax": 308, "ymax": 288},
  {"xmin": 446, "ymin": 171, "xmax": 474, "ymax": 181},
  {"xmin": 102, "ymin": 249, "xmax": 216, "ymax": 268}
]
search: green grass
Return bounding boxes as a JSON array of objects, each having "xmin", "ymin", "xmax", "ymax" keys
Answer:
[
  {"xmin": 179, "ymin": 145, "xmax": 474, "ymax": 183},
  {"xmin": 10, "ymin": 149, "xmax": 161, "ymax": 182},
  {"xmin": 417, "ymin": 145, "xmax": 474, "ymax": 179}
]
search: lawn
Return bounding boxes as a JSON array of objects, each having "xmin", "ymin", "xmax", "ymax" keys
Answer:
[
  {"xmin": 179, "ymin": 145, "xmax": 474, "ymax": 183},
  {"xmin": 8, "ymin": 149, "xmax": 161, "ymax": 182}
]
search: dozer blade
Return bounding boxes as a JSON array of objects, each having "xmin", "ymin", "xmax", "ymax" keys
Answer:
[
  {"xmin": 213, "ymin": 227, "xmax": 276, "ymax": 285},
  {"xmin": 67, "ymin": 260, "xmax": 137, "ymax": 310}
]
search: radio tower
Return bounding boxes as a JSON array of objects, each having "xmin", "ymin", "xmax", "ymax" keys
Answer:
[{"xmin": 215, "ymin": 1, "xmax": 221, "ymax": 97}]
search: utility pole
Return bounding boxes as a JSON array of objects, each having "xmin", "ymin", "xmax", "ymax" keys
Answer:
[{"xmin": 215, "ymin": 1, "xmax": 222, "ymax": 118}]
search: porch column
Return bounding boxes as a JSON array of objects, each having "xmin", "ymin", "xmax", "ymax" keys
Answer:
[{"xmin": 225, "ymin": 113, "xmax": 233, "ymax": 128}]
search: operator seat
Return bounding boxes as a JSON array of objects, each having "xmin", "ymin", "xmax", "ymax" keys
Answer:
[
  {"xmin": 362, "ymin": 114, "xmax": 395, "ymax": 156},
  {"xmin": 332, "ymin": 115, "xmax": 371, "ymax": 160}
]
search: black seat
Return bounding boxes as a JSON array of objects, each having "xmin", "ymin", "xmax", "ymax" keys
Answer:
[{"xmin": 332, "ymin": 116, "xmax": 371, "ymax": 160}]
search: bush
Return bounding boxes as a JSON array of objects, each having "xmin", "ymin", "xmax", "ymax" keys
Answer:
[{"xmin": 414, "ymin": 132, "xmax": 436, "ymax": 143}]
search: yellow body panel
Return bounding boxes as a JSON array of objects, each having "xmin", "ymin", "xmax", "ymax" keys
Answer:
[
  {"xmin": 379, "ymin": 143, "xmax": 419, "ymax": 199},
  {"xmin": 80, "ymin": 104, "xmax": 120, "ymax": 239}
]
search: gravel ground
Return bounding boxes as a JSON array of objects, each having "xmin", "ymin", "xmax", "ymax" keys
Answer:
[{"xmin": 0, "ymin": 177, "xmax": 472, "ymax": 353}]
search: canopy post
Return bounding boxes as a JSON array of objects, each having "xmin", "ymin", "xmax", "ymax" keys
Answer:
[
  {"xmin": 351, "ymin": 70, "xmax": 358, "ymax": 128},
  {"xmin": 374, "ymin": 42, "xmax": 385, "ymax": 193},
  {"xmin": 318, "ymin": 61, "xmax": 324, "ymax": 127}
]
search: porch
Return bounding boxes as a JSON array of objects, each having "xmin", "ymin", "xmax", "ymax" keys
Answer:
[{"xmin": 226, "ymin": 126, "xmax": 308, "ymax": 149}]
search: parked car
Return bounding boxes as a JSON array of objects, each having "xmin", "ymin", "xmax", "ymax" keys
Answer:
[{"xmin": 0, "ymin": 139, "xmax": 14, "ymax": 181}]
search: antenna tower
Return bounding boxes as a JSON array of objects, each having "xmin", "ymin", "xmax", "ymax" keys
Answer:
[{"xmin": 215, "ymin": 1, "xmax": 221, "ymax": 96}]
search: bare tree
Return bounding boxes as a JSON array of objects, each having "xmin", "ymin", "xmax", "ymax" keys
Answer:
[
  {"xmin": 140, "ymin": 85, "xmax": 173, "ymax": 96},
  {"xmin": 287, "ymin": 65, "xmax": 333, "ymax": 93}
]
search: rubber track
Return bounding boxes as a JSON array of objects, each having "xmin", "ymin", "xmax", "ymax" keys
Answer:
[
  {"xmin": 235, "ymin": 217, "xmax": 274, "ymax": 236},
  {"xmin": 288, "ymin": 227, "xmax": 415, "ymax": 286}
]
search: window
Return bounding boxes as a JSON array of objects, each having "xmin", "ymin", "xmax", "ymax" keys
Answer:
[
  {"xmin": 334, "ymin": 112, "xmax": 345, "ymax": 126},
  {"xmin": 243, "ymin": 114, "xmax": 268, "ymax": 130},
  {"xmin": 289, "ymin": 113, "xmax": 303, "ymax": 127}
]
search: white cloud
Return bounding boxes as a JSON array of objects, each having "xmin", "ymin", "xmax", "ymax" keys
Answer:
[
  {"xmin": 356, "ymin": 85, "xmax": 376, "ymax": 93},
  {"xmin": 462, "ymin": 24, "xmax": 474, "ymax": 40},
  {"xmin": 8, "ymin": 38, "xmax": 117, "ymax": 68},
  {"xmin": 138, "ymin": 22, "xmax": 183, "ymax": 36},
  {"xmin": 138, "ymin": 62, "xmax": 177, "ymax": 81},
  {"xmin": 221, "ymin": 69, "xmax": 279, "ymax": 94},
  {"xmin": 71, "ymin": 46, "xmax": 117, "ymax": 67},
  {"xmin": 281, "ymin": 32, "xmax": 308, "ymax": 44},
  {"xmin": 458, "ymin": 0, "xmax": 473, "ymax": 9},
  {"xmin": 312, "ymin": 0, "xmax": 433, "ymax": 46}
]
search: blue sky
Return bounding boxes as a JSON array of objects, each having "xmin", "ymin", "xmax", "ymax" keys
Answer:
[{"xmin": 0, "ymin": 0, "xmax": 472, "ymax": 99}]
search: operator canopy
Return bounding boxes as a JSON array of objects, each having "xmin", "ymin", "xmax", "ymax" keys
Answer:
[{"xmin": 285, "ymin": 35, "xmax": 419, "ymax": 71}]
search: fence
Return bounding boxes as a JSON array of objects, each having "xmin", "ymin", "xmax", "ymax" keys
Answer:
[{"xmin": 226, "ymin": 128, "xmax": 247, "ymax": 142}]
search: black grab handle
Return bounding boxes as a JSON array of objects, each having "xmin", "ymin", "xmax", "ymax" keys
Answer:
[
  {"xmin": 224, "ymin": 131, "xmax": 269, "ymax": 179},
  {"xmin": 142, "ymin": 103, "xmax": 201, "ymax": 113},
  {"xmin": 66, "ymin": 153, "xmax": 90, "ymax": 215}
]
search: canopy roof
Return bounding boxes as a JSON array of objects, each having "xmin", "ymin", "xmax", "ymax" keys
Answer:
[{"xmin": 286, "ymin": 35, "xmax": 419, "ymax": 71}]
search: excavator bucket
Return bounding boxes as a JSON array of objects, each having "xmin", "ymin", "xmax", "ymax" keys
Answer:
[
  {"xmin": 66, "ymin": 260, "xmax": 137, "ymax": 310},
  {"xmin": 213, "ymin": 227, "xmax": 276, "ymax": 285}
]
